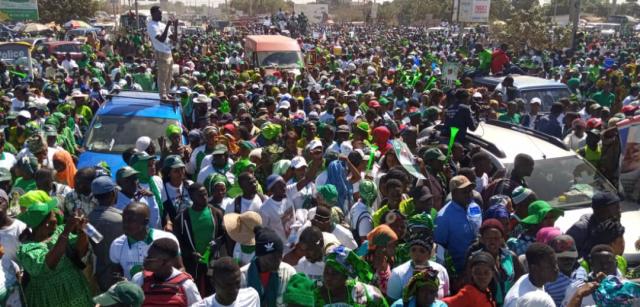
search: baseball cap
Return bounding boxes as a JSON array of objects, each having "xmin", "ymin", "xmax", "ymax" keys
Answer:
[
  {"xmin": 17, "ymin": 110, "xmax": 31, "ymax": 119},
  {"xmin": 93, "ymin": 281, "xmax": 144, "ymax": 307},
  {"xmin": 337, "ymin": 125, "xmax": 350, "ymax": 134},
  {"xmin": 212, "ymin": 144, "xmax": 228, "ymax": 155},
  {"xmin": 91, "ymin": 176, "xmax": 117, "ymax": 195},
  {"xmin": 290, "ymin": 156, "xmax": 308, "ymax": 169},
  {"xmin": 43, "ymin": 125, "xmax": 58, "ymax": 136},
  {"xmin": 530, "ymin": 97, "xmax": 542, "ymax": 105},
  {"xmin": 591, "ymin": 191, "xmax": 620, "ymax": 209},
  {"xmin": 163, "ymin": 155, "xmax": 185, "ymax": 169},
  {"xmin": 116, "ymin": 166, "xmax": 139, "ymax": 181},
  {"xmin": 548, "ymin": 234, "xmax": 579, "ymax": 259},
  {"xmin": 473, "ymin": 92, "xmax": 483, "ymax": 98},
  {"xmin": 449, "ymin": 175, "xmax": 475, "ymax": 191},
  {"xmin": 129, "ymin": 151, "xmax": 155, "ymax": 166},
  {"xmin": 423, "ymin": 147, "xmax": 446, "ymax": 162},
  {"xmin": 307, "ymin": 140, "xmax": 323, "ymax": 151},
  {"xmin": 520, "ymin": 200, "xmax": 564, "ymax": 225}
]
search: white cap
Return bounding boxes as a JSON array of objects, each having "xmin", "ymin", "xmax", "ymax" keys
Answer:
[
  {"xmin": 290, "ymin": 156, "xmax": 308, "ymax": 169},
  {"xmin": 17, "ymin": 110, "xmax": 31, "ymax": 119},
  {"xmin": 307, "ymin": 140, "xmax": 323, "ymax": 151},
  {"xmin": 135, "ymin": 136, "xmax": 151, "ymax": 152},
  {"xmin": 530, "ymin": 97, "xmax": 542, "ymax": 105},
  {"xmin": 473, "ymin": 92, "xmax": 483, "ymax": 98},
  {"xmin": 277, "ymin": 100, "xmax": 291, "ymax": 110}
]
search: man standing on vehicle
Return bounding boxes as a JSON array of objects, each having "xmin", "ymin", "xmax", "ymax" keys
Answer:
[{"xmin": 147, "ymin": 6, "xmax": 177, "ymax": 100}]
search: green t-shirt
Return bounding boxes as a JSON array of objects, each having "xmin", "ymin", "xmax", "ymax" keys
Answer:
[
  {"xmin": 188, "ymin": 207, "xmax": 214, "ymax": 254},
  {"xmin": 591, "ymin": 91, "xmax": 616, "ymax": 108},
  {"xmin": 498, "ymin": 113, "xmax": 522, "ymax": 125},
  {"xmin": 11, "ymin": 177, "xmax": 36, "ymax": 195}
]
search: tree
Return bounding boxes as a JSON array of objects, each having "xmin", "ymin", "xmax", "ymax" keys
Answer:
[
  {"xmin": 38, "ymin": 0, "xmax": 99, "ymax": 23},
  {"xmin": 494, "ymin": 6, "xmax": 572, "ymax": 54}
]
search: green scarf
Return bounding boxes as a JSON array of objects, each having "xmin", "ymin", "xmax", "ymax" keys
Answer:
[
  {"xmin": 246, "ymin": 259, "xmax": 280, "ymax": 307},
  {"xmin": 132, "ymin": 160, "xmax": 163, "ymax": 218}
]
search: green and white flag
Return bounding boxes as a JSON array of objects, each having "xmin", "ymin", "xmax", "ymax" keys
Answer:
[{"xmin": 391, "ymin": 139, "xmax": 426, "ymax": 180}]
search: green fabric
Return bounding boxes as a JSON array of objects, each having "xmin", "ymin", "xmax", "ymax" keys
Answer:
[
  {"xmin": 372, "ymin": 199, "xmax": 413, "ymax": 226},
  {"xmin": 261, "ymin": 122, "xmax": 282, "ymax": 140},
  {"xmin": 591, "ymin": 91, "xmax": 615, "ymax": 108},
  {"xmin": 131, "ymin": 160, "xmax": 163, "ymax": 218},
  {"xmin": 246, "ymin": 259, "xmax": 280, "ymax": 307},
  {"xmin": 498, "ymin": 113, "xmax": 522, "ymax": 125},
  {"xmin": 317, "ymin": 184, "xmax": 338, "ymax": 206},
  {"xmin": 240, "ymin": 244, "xmax": 256, "ymax": 254},
  {"xmin": 188, "ymin": 207, "xmax": 214, "ymax": 255},
  {"xmin": 3, "ymin": 142, "xmax": 16, "ymax": 155},
  {"xmin": 133, "ymin": 73, "xmax": 154, "ymax": 91},
  {"xmin": 165, "ymin": 124, "xmax": 182, "ymax": 137},
  {"xmin": 478, "ymin": 49, "xmax": 492, "ymax": 72},
  {"xmin": 17, "ymin": 225, "xmax": 93, "ymax": 307},
  {"xmin": 580, "ymin": 255, "xmax": 628, "ymax": 276},
  {"xmin": 76, "ymin": 105, "xmax": 93, "ymax": 127},
  {"xmin": 11, "ymin": 177, "xmax": 36, "ymax": 196},
  {"xmin": 195, "ymin": 146, "xmax": 214, "ymax": 178}
]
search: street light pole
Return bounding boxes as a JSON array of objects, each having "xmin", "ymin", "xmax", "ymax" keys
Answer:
[{"xmin": 570, "ymin": 0, "xmax": 580, "ymax": 51}]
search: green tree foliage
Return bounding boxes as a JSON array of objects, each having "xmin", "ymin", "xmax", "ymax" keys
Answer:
[
  {"xmin": 493, "ymin": 6, "xmax": 572, "ymax": 53},
  {"xmin": 38, "ymin": 0, "xmax": 99, "ymax": 23}
]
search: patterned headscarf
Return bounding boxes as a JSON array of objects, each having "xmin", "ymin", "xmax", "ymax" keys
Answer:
[
  {"xmin": 261, "ymin": 122, "xmax": 282, "ymax": 140},
  {"xmin": 324, "ymin": 245, "xmax": 374, "ymax": 283},
  {"xmin": 316, "ymin": 184, "xmax": 338, "ymax": 206},
  {"xmin": 402, "ymin": 268, "xmax": 440, "ymax": 303},
  {"xmin": 359, "ymin": 180, "xmax": 377, "ymax": 206},
  {"xmin": 367, "ymin": 224, "xmax": 398, "ymax": 251}
]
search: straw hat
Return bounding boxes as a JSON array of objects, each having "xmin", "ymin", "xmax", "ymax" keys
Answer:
[{"xmin": 224, "ymin": 211, "xmax": 262, "ymax": 245}]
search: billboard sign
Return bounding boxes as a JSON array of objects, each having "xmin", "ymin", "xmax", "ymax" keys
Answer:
[
  {"xmin": 454, "ymin": 0, "xmax": 490, "ymax": 23},
  {"xmin": 0, "ymin": 0, "xmax": 38, "ymax": 21}
]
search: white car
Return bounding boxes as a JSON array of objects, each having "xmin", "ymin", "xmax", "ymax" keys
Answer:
[{"xmin": 467, "ymin": 120, "xmax": 639, "ymax": 264}]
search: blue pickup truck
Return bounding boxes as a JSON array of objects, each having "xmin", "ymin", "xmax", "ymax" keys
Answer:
[{"xmin": 77, "ymin": 91, "xmax": 183, "ymax": 176}]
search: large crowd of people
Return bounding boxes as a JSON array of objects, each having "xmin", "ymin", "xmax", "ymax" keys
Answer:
[{"xmin": 0, "ymin": 5, "xmax": 638, "ymax": 307}]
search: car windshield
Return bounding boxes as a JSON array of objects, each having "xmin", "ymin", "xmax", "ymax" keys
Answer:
[
  {"xmin": 84, "ymin": 115, "xmax": 178, "ymax": 153},
  {"xmin": 506, "ymin": 156, "xmax": 617, "ymax": 208},
  {"xmin": 257, "ymin": 51, "xmax": 302, "ymax": 68},
  {"xmin": 520, "ymin": 88, "xmax": 571, "ymax": 111}
]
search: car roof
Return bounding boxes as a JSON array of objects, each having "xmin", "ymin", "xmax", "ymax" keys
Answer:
[
  {"xmin": 96, "ymin": 91, "xmax": 181, "ymax": 120},
  {"xmin": 245, "ymin": 35, "xmax": 300, "ymax": 51},
  {"xmin": 43, "ymin": 41, "xmax": 81, "ymax": 47},
  {"xmin": 468, "ymin": 121, "xmax": 572, "ymax": 162},
  {"xmin": 474, "ymin": 75, "xmax": 569, "ymax": 89}
]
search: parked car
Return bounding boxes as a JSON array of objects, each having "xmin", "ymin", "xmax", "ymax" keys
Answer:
[
  {"xmin": 473, "ymin": 74, "xmax": 571, "ymax": 112},
  {"xmin": 466, "ymin": 120, "xmax": 639, "ymax": 264},
  {"xmin": 38, "ymin": 41, "xmax": 83, "ymax": 61},
  {"xmin": 77, "ymin": 91, "xmax": 184, "ymax": 177}
]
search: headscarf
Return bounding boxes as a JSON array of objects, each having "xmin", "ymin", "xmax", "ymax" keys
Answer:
[
  {"xmin": 324, "ymin": 245, "xmax": 374, "ymax": 283},
  {"xmin": 325, "ymin": 160, "xmax": 353, "ymax": 212},
  {"xmin": 316, "ymin": 184, "xmax": 338, "ymax": 206},
  {"xmin": 53, "ymin": 150, "xmax": 76, "ymax": 188},
  {"xmin": 165, "ymin": 124, "xmax": 182, "ymax": 137},
  {"xmin": 261, "ymin": 122, "xmax": 282, "ymax": 140},
  {"xmin": 402, "ymin": 268, "xmax": 440, "ymax": 303},
  {"xmin": 272, "ymin": 159, "xmax": 291, "ymax": 176},
  {"xmin": 372, "ymin": 126, "xmax": 393, "ymax": 155},
  {"xmin": 359, "ymin": 180, "xmax": 377, "ymax": 206},
  {"xmin": 283, "ymin": 273, "xmax": 315, "ymax": 307},
  {"xmin": 204, "ymin": 173, "xmax": 228, "ymax": 195},
  {"xmin": 232, "ymin": 159, "xmax": 255, "ymax": 177},
  {"xmin": 17, "ymin": 153, "xmax": 39, "ymax": 177},
  {"xmin": 19, "ymin": 190, "xmax": 51, "ymax": 209},
  {"xmin": 367, "ymin": 224, "xmax": 398, "ymax": 251},
  {"xmin": 535, "ymin": 227, "xmax": 562, "ymax": 245},
  {"xmin": 17, "ymin": 199, "xmax": 61, "ymax": 229}
]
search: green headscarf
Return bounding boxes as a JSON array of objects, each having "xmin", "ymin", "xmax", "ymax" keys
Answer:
[
  {"xmin": 402, "ymin": 268, "xmax": 440, "ymax": 304},
  {"xmin": 324, "ymin": 245, "xmax": 374, "ymax": 283},
  {"xmin": 283, "ymin": 273, "xmax": 316, "ymax": 307},
  {"xmin": 17, "ymin": 199, "xmax": 61, "ymax": 229},
  {"xmin": 232, "ymin": 159, "xmax": 256, "ymax": 177},
  {"xmin": 19, "ymin": 190, "xmax": 51, "ymax": 209},
  {"xmin": 359, "ymin": 180, "xmax": 377, "ymax": 206},
  {"xmin": 204, "ymin": 173, "xmax": 228, "ymax": 195},
  {"xmin": 261, "ymin": 122, "xmax": 282, "ymax": 140},
  {"xmin": 272, "ymin": 159, "xmax": 291, "ymax": 176},
  {"xmin": 317, "ymin": 184, "xmax": 338, "ymax": 206}
]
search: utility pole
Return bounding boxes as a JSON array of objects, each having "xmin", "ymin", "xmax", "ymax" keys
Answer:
[{"xmin": 570, "ymin": 0, "xmax": 580, "ymax": 51}]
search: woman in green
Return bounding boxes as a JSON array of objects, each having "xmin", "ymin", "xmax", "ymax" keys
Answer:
[
  {"xmin": 16, "ymin": 199, "xmax": 93, "ymax": 306},
  {"xmin": 317, "ymin": 245, "xmax": 388, "ymax": 307},
  {"xmin": 10, "ymin": 152, "xmax": 38, "ymax": 196}
]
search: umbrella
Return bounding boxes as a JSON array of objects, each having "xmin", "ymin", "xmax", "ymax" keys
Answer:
[
  {"xmin": 63, "ymin": 20, "xmax": 92, "ymax": 29},
  {"xmin": 22, "ymin": 23, "xmax": 50, "ymax": 33}
]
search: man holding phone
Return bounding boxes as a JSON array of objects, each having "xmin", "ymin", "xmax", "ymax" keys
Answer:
[{"xmin": 147, "ymin": 6, "xmax": 177, "ymax": 100}]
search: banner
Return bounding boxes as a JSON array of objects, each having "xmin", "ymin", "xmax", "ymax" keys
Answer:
[
  {"xmin": 617, "ymin": 116, "xmax": 640, "ymax": 200},
  {"xmin": 0, "ymin": 0, "xmax": 38, "ymax": 21},
  {"xmin": 391, "ymin": 139, "xmax": 426, "ymax": 180},
  {"xmin": 454, "ymin": 0, "xmax": 490, "ymax": 23}
]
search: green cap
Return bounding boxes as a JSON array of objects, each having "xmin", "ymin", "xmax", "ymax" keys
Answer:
[
  {"xmin": 93, "ymin": 281, "xmax": 144, "ymax": 307},
  {"xmin": 520, "ymin": 200, "xmax": 564, "ymax": 225},
  {"xmin": 283, "ymin": 273, "xmax": 316, "ymax": 307},
  {"xmin": 212, "ymin": 144, "xmax": 228, "ymax": 155},
  {"xmin": 163, "ymin": 155, "xmax": 185, "ymax": 169},
  {"xmin": 423, "ymin": 147, "xmax": 446, "ymax": 162},
  {"xmin": 0, "ymin": 167, "xmax": 11, "ymax": 182},
  {"xmin": 17, "ymin": 199, "xmax": 58, "ymax": 229},
  {"xmin": 129, "ymin": 151, "xmax": 155, "ymax": 166},
  {"xmin": 378, "ymin": 96, "xmax": 390, "ymax": 105},
  {"xmin": 116, "ymin": 166, "xmax": 140, "ymax": 181}
]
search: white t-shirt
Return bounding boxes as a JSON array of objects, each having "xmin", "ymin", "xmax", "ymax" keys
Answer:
[
  {"xmin": 295, "ymin": 257, "xmax": 324, "ymax": 281},
  {"xmin": 132, "ymin": 267, "xmax": 201, "ymax": 306},
  {"xmin": 193, "ymin": 287, "xmax": 260, "ymax": 307},
  {"xmin": 504, "ymin": 274, "xmax": 555, "ymax": 307},
  {"xmin": 0, "ymin": 220, "xmax": 27, "ymax": 261},
  {"xmin": 223, "ymin": 195, "xmax": 262, "ymax": 214},
  {"xmin": 387, "ymin": 260, "xmax": 450, "ymax": 301},
  {"xmin": 286, "ymin": 178, "xmax": 314, "ymax": 210},
  {"xmin": 147, "ymin": 20, "xmax": 172, "ymax": 54},
  {"xmin": 109, "ymin": 229, "xmax": 180, "ymax": 279},
  {"xmin": 0, "ymin": 152, "xmax": 16, "ymax": 172},
  {"xmin": 563, "ymin": 133, "xmax": 587, "ymax": 152},
  {"xmin": 475, "ymin": 172, "xmax": 489, "ymax": 193},
  {"xmin": 0, "ymin": 257, "xmax": 20, "ymax": 307},
  {"xmin": 332, "ymin": 224, "xmax": 358, "ymax": 250},
  {"xmin": 259, "ymin": 185, "xmax": 298, "ymax": 245},
  {"xmin": 348, "ymin": 201, "xmax": 373, "ymax": 239},
  {"xmin": 561, "ymin": 279, "xmax": 596, "ymax": 307}
]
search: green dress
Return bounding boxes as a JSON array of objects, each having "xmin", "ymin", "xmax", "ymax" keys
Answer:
[{"xmin": 17, "ymin": 226, "xmax": 93, "ymax": 307}]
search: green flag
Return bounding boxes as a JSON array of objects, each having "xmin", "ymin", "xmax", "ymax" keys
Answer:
[{"xmin": 446, "ymin": 127, "xmax": 460, "ymax": 162}]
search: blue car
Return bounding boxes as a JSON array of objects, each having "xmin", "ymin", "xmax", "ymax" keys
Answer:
[{"xmin": 77, "ymin": 91, "xmax": 183, "ymax": 177}]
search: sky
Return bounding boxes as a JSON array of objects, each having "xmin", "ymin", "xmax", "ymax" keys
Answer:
[{"xmin": 128, "ymin": 0, "xmax": 392, "ymax": 7}]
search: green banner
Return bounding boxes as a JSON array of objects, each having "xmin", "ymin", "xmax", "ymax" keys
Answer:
[
  {"xmin": 0, "ymin": 0, "xmax": 39, "ymax": 21},
  {"xmin": 1, "ymin": 9, "xmax": 38, "ymax": 21}
]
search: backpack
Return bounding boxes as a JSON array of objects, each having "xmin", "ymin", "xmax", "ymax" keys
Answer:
[{"xmin": 142, "ymin": 271, "xmax": 192, "ymax": 307}]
